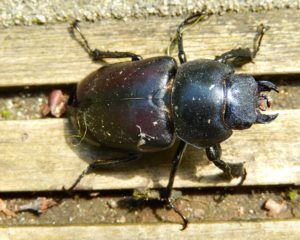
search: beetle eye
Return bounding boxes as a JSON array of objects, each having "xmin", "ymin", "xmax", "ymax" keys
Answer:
[{"xmin": 224, "ymin": 75, "xmax": 278, "ymax": 130}]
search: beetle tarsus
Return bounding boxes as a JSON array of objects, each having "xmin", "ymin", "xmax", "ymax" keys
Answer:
[
  {"xmin": 67, "ymin": 153, "xmax": 141, "ymax": 191},
  {"xmin": 70, "ymin": 20, "xmax": 142, "ymax": 62},
  {"xmin": 66, "ymin": 165, "xmax": 91, "ymax": 192},
  {"xmin": 206, "ymin": 144, "xmax": 247, "ymax": 183},
  {"xmin": 175, "ymin": 11, "xmax": 213, "ymax": 64},
  {"xmin": 70, "ymin": 20, "xmax": 93, "ymax": 55},
  {"xmin": 252, "ymin": 24, "xmax": 269, "ymax": 59},
  {"xmin": 215, "ymin": 23, "xmax": 269, "ymax": 67},
  {"xmin": 167, "ymin": 199, "xmax": 189, "ymax": 230},
  {"xmin": 225, "ymin": 162, "xmax": 247, "ymax": 181},
  {"xmin": 238, "ymin": 167, "xmax": 247, "ymax": 186},
  {"xmin": 214, "ymin": 48, "xmax": 252, "ymax": 67},
  {"xmin": 91, "ymin": 49, "xmax": 142, "ymax": 62}
]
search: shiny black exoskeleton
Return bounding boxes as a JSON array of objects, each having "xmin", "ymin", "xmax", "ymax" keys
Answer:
[{"xmin": 68, "ymin": 12, "xmax": 278, "ymax": 229}]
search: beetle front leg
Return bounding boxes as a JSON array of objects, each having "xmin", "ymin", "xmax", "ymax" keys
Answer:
[
  {"xmin": 215, "ymin": 24, "xmax": 268, "ymax": 67},
  {"xmin": 70, "ymin": 20, "xmax": 142, "ymax": 61},
  {"xmin": 206, "ymin": 144, "xmax": 247, "ymax": 185}
]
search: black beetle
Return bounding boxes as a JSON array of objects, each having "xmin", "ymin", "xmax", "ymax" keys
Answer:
[{"xmin": 67, "ymin": 12, "xmax": 278, "ymax": 229}]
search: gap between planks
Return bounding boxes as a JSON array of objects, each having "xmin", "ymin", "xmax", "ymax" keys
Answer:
[
  {"xmin": 0, "ymin": 109, "xmax": 299, "ymax": 192},
  {"xmin": 0, "ymin": 220, "xmax": 299, "ymax": 240},
  {"xmin": 0, "ymin": 9, "xmax": 299, "ymax": 87}
]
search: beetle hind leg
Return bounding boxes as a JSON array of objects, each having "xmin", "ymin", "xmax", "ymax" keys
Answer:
[
  {"xmin": 215, "ymin": 24, "xmax": 268, "ymax": 67},
  {"xmin": 70, "ymin": 20, "xmax": 142, "ymax": 62},
  {"xmin": 66, "ymin": 152, "xmax": 142, "ymax": 191},
  {"xmin": 206, "ymin": 144, "xmax": 247, "ymax": 185}
]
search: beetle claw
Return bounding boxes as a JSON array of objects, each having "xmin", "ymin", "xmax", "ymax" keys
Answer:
[
  {"xmin": 256, "ymin": 111, "xmax": 278, "ymax": 124},
  {"xmin": 258, "ymin": 80, "xmax": 279, "ymax": 93}
]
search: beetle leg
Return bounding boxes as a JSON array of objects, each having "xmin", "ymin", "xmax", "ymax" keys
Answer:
[
  {"xmin": 215, "ymin": 24, "xmax": 268, "ymax": 67},
  {"xmin": 167, "ymin": 198, "xmax": 188, "ymax": 230},
  {"xmin": 66, "ymin": 153, "xmax": 141, "ymax": 191},
  {"xmin": 206, "ymin": 144, "xmax": 247, "ymax": 185},
  {"xmin": 165, "ymin": 140, "xmax": 187, "ymax": 198},
  {"xmin": 174, "ymin": 12, "xmax": 212, "ymax": 64},
  {"xmin": 161, "ymin": 140, "xmax": 189, "ymax": 229},
  {"xmin": 70, "ymin": 20, "xmax": 142, "ymax": 61}
]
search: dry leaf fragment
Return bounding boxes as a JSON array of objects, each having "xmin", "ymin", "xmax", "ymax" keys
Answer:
[
  {"xmin": 18, "ymin": 197, "xmax": 58, "ymax": 214},
  {"xmin": 264, "ymin": 198, "xmax": 286, "ymax": 217},
  {"xmin": 0, "ymin": 198, "xmax": 16, "ymax": 217}
]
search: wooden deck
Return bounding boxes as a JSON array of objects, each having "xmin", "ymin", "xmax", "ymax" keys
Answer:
[
  {"xmin": 0, "ymin": 8, "xmax": 299, "ymax": 239},
  {"xmin": 1, "ymin": 220, "xmax": 300, "ymax": 240}
]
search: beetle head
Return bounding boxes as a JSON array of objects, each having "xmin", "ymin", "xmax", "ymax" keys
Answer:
[{"xmin": 224, "ymin": 75, "xmax": 278, "ymax": 130}]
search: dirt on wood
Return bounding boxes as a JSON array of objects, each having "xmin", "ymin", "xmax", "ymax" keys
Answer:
[{"xmin": 0, "ymin": 187, "xmax": 299, "ymax": 226}]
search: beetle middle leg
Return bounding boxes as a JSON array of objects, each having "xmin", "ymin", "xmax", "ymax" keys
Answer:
[
  {"xmin": 215, "ymin": 24, "xmax": 268, "ymax": 67},
  {"xmin": 70, "ymin": 20, "xmax": 142, "ymax": 61},
  {"xmin": 175, "ymin": 12, "xmax": 212, "ymax": 64},
  {"xmin": 206, "ymin": 144, "xmax": 247, "ymax": 185},
  {"xmin": 163, "ymin": 140, "xmax": 188, "ymax": 230}
]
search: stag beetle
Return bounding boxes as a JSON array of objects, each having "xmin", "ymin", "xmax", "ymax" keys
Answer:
[{"xmin": 67, "ymin": 12, "xmax": 278, "ymax": 229}]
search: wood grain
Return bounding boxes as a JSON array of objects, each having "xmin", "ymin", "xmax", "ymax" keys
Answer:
[
  {"xmin": 0, "ymin": 9, "xmax": 299, "ymax": 87},
  {"xmin": 0, "ymin": 220, "xmax": 299, "ymax": 240},
  {"xmin": 0, "ymin": 109, "xmax": 298, "ymax": 192}
]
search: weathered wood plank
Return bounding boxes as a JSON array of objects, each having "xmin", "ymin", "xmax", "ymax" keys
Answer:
[
  {"xmin": 0, "ymin": 109, "xmax": 298, "ymax": 191},
  {"xmin": 0, "ymin": 9, "xmax": 299, "ymax": 87},
  {"xmin": 0, "ymin": 220, "xmax": 299, "ymax": 240}
]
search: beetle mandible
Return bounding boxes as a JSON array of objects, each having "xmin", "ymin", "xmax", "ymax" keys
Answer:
[{"xmin": 67, "ymin": 12, "xmax": 278, "ymax": 229}]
